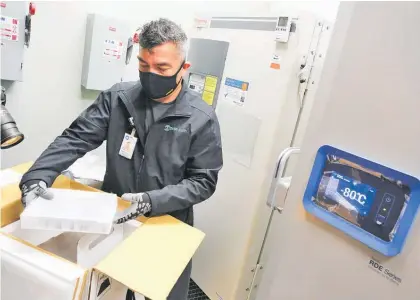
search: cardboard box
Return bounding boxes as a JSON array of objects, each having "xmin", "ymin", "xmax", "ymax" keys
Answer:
[{"xmin": 0, "ymin": 162, "xmax": 205, "ymax": 300}]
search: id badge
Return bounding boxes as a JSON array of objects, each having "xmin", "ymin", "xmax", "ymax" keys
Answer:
[{"xmin": 119, "ymin": 133, "xmax": 137, "ymax": 159}]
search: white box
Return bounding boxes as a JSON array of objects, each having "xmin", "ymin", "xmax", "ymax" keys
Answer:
[
  {"xmin": 0, "ymin": 168, "xmax": 22, "ymax": 187},
  {"xmin": 20, "ymin": 188, "xmax": 117, "ymax": 234},
  {"xmin": 1, "ymin": 165, "xmax": 205, "ymax": 300},
  {"xmin": 1, "ymin": 220, "xmax": 144, "ymax": 300}
]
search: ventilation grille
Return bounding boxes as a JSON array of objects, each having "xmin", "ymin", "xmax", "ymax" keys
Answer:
[{"xmin": 189, "ymin": 280, "xmax": 210, "ymax": 300}]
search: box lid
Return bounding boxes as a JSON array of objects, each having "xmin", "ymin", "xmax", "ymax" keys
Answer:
[
  {"xmin": 96, "ymin": 215, "xmax": 204, "ymax": 300},
  {"xmin": 1, "ymin": 162, "xmax": 206, "ymax": 299}
]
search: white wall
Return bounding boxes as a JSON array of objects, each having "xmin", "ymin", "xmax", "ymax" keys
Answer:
[{"xmin": 1, "ymin": 0, "xmax": 270, "ymax": 168}]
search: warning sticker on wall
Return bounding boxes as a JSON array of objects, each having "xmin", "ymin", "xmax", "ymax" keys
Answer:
[
  {"xmin": 270, "ymin": 54, "xmax": 281, "ymax": 69},
  {"xmin": 103, "ymin": 39, "xmax": 123, "ymax": 60},
  {"xmin": 0, "ymin": 15, "xmax": 19, "ymax": 42},
  {"xmin": 194, "ymin": 18, "xmax": 210, "ymax": 29},
  {"xmin": 204, "ymin": 75, "xmax": 218, "ymax": 93},
  {"xmin": 223, "ymin": 77, "xmax": 249, "ymax": 106},
  {"xmin": 202, "ymin": 90, "xmax": 215, "ymax": 106}
]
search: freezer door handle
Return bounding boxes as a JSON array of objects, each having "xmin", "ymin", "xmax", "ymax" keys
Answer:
[{"xmin": 266, "ymin": 147, "xmax": 300, "ymax": 210}]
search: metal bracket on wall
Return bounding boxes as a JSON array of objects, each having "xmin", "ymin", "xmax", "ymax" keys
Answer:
[
  {"xmin": 306, "ymin": 22, "xmax": 332, "ymax": 94},
  {"xmin": 298, "ymin": 20, "xmax": 327, "ymax": 107},
  {"xmin": 245, "ymin": 264, "xmax": 263, "ymax": 300}
]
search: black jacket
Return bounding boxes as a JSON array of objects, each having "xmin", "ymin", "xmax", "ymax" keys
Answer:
[{"xmin": 20, "ymin": 81, "xmax": 223, "ymax": 225}]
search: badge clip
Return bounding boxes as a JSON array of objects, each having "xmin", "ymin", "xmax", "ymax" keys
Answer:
[{"xmin": 119, "ymin": 117, "xmax": 138, "ymax": 159}]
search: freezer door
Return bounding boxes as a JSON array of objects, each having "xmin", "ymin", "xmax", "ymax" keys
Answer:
[
  {"xmin": 255, "ymin": 2, "xmax": 420, "ymax": 299},
  {"xmin": 189, "ymin": 14, "xmax": 323, "ymax": 300}
]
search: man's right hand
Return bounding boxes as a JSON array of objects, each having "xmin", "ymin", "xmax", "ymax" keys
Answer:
[{"xmin": 21, "ymin": 180, "xmax": 54, "ymax": 207}]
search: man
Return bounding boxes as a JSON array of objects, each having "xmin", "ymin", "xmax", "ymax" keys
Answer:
[{"xmin": 19, "ymin": 18, "xmax": 223, "ymax": 300}]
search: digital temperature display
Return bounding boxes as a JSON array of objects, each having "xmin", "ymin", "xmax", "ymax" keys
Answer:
[
  {"xmin": 304, "ymin": 145, "xmax": 420, "ymax": 256},
  {"xmin": 324, "ymin": 172, "xmax": 377, "ymax": 217}
]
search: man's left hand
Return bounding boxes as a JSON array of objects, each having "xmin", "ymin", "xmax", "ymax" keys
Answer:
[{"xmin": 113, "ymin": 193, "xmax": 152, "ymax": 224}]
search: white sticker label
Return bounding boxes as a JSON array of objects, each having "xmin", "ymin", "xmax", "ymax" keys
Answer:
[
  {"xmin": 103, "ymin": 39, "xmax": 123, "ymax": 60},
  {"xmin": 0, "ymin": 15, "xmax": 19, "ymax": 42},
  {"xmin": 188, "ymin": 73, "xmax": 206, "ymax": 94},
  {"xmin": 194, "ymin": 18, "xmax": 210, "ymax": 29},
  {"xmin": 119, "ymin": 133, "xmax": 137, "ymax": 159},
  {"xmin": 223, "ymin": 77, "xmax": 249, "ymax": 106},
  {"xmin": 271, "ymin": 54, "xmax": 281, "ymax": 62}
]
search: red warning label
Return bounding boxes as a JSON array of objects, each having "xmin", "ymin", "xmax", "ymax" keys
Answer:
[
  {"xmin": 103, "ymin": 39, "xmax": 123, "ymax": 60},
  {"xmin": 1, "ymin": 15, "xmax": 19, "ymax": 42}
]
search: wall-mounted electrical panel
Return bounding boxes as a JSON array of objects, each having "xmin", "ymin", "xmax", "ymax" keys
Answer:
[
  {"xmin": 186, "ymin": 38, "xmax": 229, "ymax": 108},
  {"xmin": 187, "ymin": 38, "xmax": 229, "ymax": 107},
  {"xmin": 1, "ymin": 1, "xmax": 27, "ymax": 81},
  {"xmin": 81, "ymin": 14, "xmax": 130, "ymax": 91}
]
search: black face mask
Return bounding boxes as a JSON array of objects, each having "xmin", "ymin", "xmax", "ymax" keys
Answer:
[{"xmin": 139, "ymin": 62, "xmax": 184, "ymax": 100}]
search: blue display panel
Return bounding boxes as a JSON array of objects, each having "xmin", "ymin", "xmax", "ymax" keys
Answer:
[{"xmin": 303, "ymin": 145, "xmax": 420, "ymax": 256}]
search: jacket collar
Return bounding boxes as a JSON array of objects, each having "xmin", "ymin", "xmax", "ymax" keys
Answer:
[
  {"xmin": 123, "ymin": 80, "xmax": 192, "ymax": 119},
  {"xmin": 161, "ymin": 81, "xmax": 192, "ymax": 118}
]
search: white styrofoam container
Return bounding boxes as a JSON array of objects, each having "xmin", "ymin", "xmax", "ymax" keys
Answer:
[
  {"xmin": 1, "ymin": 220, "xmax": 144, "ymax": 300},
  {"xmin": 77, "ymin": 220, "xmax": 144, "ymax": 300},
  {"xmin": 20, "ymin": 188, "xmax": 117, "ymax": 234},
  {"xmin": 1, "ymin": 234, "xmax": 86, "ymax": 300}
]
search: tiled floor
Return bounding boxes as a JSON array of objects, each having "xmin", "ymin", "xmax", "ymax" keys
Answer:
[{"xmin": 188, "ymin": 280, "xmax": 210, "ymax": 300}]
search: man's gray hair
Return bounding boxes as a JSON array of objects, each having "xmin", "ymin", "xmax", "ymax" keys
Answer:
[{"xmin": 138, "ymin": 18, "xmax": 188, "ymax": 58}]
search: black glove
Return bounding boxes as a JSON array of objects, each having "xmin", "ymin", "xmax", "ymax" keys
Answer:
[
  {"xmin": 21, "ymin": 180, "xmax": 54, "ymax": 207},
  {"xmin": 114, "ymin": 193, "xmax": 152, "ymax": 224}
]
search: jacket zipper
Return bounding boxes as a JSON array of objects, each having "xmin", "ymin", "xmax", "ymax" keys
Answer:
[
  {"xmin": 136, "ymin": 155, "xmax": 145, "ymax": 191},
  {"xmin": 136, "ymin": 114, "xmax": 192, "ymax": 190},
  {"xmin": 135, "ymin": 122, "xmax": 151, "ymax": 190},
  {"xmin": 119, "ymin": 90, "xmax": 192, "ymax": 190}
]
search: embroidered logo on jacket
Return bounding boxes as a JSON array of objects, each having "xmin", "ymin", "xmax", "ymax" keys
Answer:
[{"xmin": 164, "ymin": 125, "xmax": 187, "ymax": 133}]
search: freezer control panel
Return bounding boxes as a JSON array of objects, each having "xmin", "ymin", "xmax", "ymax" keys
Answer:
[
  {"xmin": 275, "ymin": 16, "xmax": 292, "ymax": 43},
  {"xmin": 303, "ymin": 145, "xmax": 420, "ymax": 257}
]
